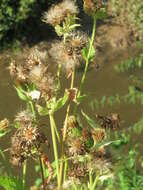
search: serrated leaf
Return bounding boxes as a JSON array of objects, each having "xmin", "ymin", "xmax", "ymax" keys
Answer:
[{"xmin": 81, "ymin": 110, "xmax": 99, "ymax": 129}]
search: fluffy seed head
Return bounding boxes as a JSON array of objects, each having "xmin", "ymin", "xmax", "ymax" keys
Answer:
[
  {"xmin": 10, "ymin": 125, "xmax": 47, "ymax": 166},
  {"xmin": 15, "ymin": 110, "xmax": 34, "ymax": 127},
  {"xmin": 43, "ymin": 0, "xmax": 79, "ymax": 26},
  {"xmin": 49, "ymin": 33, "xmax": 87, "ymax": 77}
]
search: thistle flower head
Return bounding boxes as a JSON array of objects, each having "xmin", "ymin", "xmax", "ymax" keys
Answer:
[
  {"xmin": 83, "ymin": 0, "xmax": 104, "ymax": 15},
  {"xmin": 15, "ymin": 110, "xmax": 34, "ymax": 127},
  {"xmin": 49, "ymin": 41, "xmax": 76, "ymax": 76},
  {"xmin": 0, "ymin": 118, "xmax": 9, "ymax": 131},
  {"xmin": 43, "ymin": 0, "xmax": 79, "ymax": 26},
  {"xmin": 36, "ymin": 75, "xmax": 57, "ymax": 99},
  {"xmin": 10, "ymin": 125, "xmax": 47, "ymax": 166},
  {"xmin": 91, "ymin": 128, "xmax": 107, "ymax": 145},
  {"xmin": 65, "ymin": 31, "xmax": 88, "ymax": 62},
  {"xmin": 27, "ymin": 47, "xmax": 48, "ymax": 67},
  {"xmin": 68, "ymin": 138, "xmax": 85, "ymax": 156},
  {"xmin": 49, "ymin": 33, "xmax": 87, "ymax": 77}
]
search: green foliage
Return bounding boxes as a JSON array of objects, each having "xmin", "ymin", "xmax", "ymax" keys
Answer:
[
  {"xmin": 114, "ymin": 52, "xmax": 143, "ymax": 72},
  {"xmin": 108, "ymin": 0, "xmax": 143, "ymax": 40},
  {"xmin": 37, "ymin": 91, "xmax": 68, "ymax": 115},
  {"xmin": 0, "ymin": 175, "xmax": 23, "ymax": 190},
  {"xmin": 0, "ymin": 0, "xmax": 53, "ymax": 47},
  {"xmin": 55, "ymin": 15, "xmax": 80, "ymax": 38},
  {"xmin": 82, "ymin": 42, "xmax": 96, "ymax": 62}
]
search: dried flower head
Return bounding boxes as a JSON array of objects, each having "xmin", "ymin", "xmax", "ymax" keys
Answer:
[
  {"xmin": 96, "ymin": 113, "xmax": 120, "ymax": 130},
  {"xmin": 69, "ymin": 138, "xmax": 85, "ymax": 156},
  {"xmin": 88, "ymin": 157, "xmax": 112, "ymax": 175},
  {"xmin": 8, "ymin": 60, "xmax": 17, "ymax": 77},
  {"xmin": 0, "ymin": 118, "xmax": 9, "ymax": 131},
  {"xmin": 43, "ymin": 0, "xmax": 79, "ymax": 26},
  {"xmin": 27, "ymin": 47, "xmax": 48, "ymax": 68},
  {"xmin": 66, "ymin": 88, "xmax": 78, "ymax": 103},
  {"xmin": 9, "ymin": 60, "xmax": 29, "ymax": 83},
  {"xmin": 84, "ymin": 0, "xmax": 104, "ymax": 15},
  {"xmin": 64, "ymin": 31, "xmax": 88, "ymax": 64},
  {"xmin": 91, "ymin": 128, "xmax": 106, "ymax": 144},
  {"xmin": 10, "ymin": 125, "xmax": 47, "ymax": 166},
  {"xmin": 65, "ymin": 31, "xmax": 88, "ymax": 55},
  {"xmin": 15, "ymin": 110, "xmax": 34, "ymax": 127},
  {"xmin": 49, "ymin": 33, "xmax": 87, "ymax": 77},
  {"xmin": 67, "ymin": 115, "xmax": 78, "ymax": 130},
  {"xmin": 49, "ymin": 41, "xmax": 76, "ymax": 76}
]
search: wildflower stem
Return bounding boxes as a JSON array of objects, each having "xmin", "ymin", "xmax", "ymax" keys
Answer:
[
  {"xmin": 63, "ymin": 69, "xmax": 75, "ymax": 140},
  {"xmin": 89, "ymin": 169, "xmax": 93, "ymax": 189},
  {"xmin": 63, "ymin": 159, "xmax": 68, "ymax": 182},
  {"xmin": 29, "ymin": 101, "xmax": 37, "ymax": 121},
  {"xmin": 49, "ymin": 113, "xmax": 60, "ymax": 189},
  {"xmin": 59, "ymin": 69, "xmax": 75, "ymax": 187},
  {"xmin": 22, "ymin": 160, "xmax": 27, "ymax": 190},
  {"xmin": 79, "ymin": 16, "xmax": 96, "ymax": 94},
  {"xmin": 39, "ymin": 156, "xmax": 45, "ymax": 190},
  {"xmin": 57, "ymin": 64, "xmax": 62, "ymax": 92},
  {"xmin": 91, "ymin": 173, "xmax": 99, "ymax": 190},
  {"xmin": 74, "ymin": 16, "xmax": 96, "ymax": 114}
]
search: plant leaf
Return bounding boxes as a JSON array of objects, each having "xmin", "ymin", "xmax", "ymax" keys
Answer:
[
  {"xmin": 81, "ymin": 110, "xmax": 99, "ymax": 128},
  {"xmin": 37, "ymin": 105, "xmax": 50, "ymax": 116},
  {"xmin": 14, "ymin": 86, "xmax": 29, "ymax": 101},
  {"xmin": 52, "ymin": 92, "xmax": 68, "ymax": 113},
  {"xmin": 0, "ymin": 175, "xmax": 23, "ymax": 190}
]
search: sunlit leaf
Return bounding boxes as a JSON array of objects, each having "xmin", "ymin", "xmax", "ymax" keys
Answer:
[
  {"xmin": 52, "ymin": 92, "xmax": 68, "ymax": 112},
  {"xmin": 14, "ymin": 86, "xmax": 29, "ymax": 101}
]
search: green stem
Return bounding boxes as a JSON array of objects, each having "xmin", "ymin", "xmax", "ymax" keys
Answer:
[
  {"xmin": 91, "ymin": 173, "xmax": 99, "ymax": 190},
  {"xmin": 51, "ymin": 114, "xmax": 61, "ymax": 144},
  {"xmin": 63, "ymin": 69, "xmax": 75, "ymax": 140},
  {"xmin": 57, "ymin": 64, "xmax": 61, "ymax": 92},
  {"xmin": 39, "ymin": 156, "xmax": 45, "ymax": 190},
  {"xmin": 22, "ymin": 160, "xmax": 27, "ymax": 190},
  {"xmin": 89, "ymin": 168, "xmax": 93, "ymax": 189},
  {"xmin": 74, "ymin": 16, "xmax": 96, "ymax": 114},
  {"xmin": 63, "ymin": 159, "xmax": 68, "ymax": 182},
  {"xmin": 80, "ymin": 16, "xmax": 96, "ymax": 94},
  {"xmin": 59, "ymin": 69, "xmax": 75, "ymax": 187},
  {"xmin": 29, "ymin": 101, "xmax": 37, "ymax": 121},
  {"xmin": 49, "ymin": 114, "xmax": 60, "ymax": 189}
]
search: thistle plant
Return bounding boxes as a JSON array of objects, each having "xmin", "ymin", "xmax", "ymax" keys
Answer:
[{"xmin": 0, "ymin": 1, "xmax": 117, "ymax": 190}]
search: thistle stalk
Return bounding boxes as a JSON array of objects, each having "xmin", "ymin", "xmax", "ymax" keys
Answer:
[
  {"xmin": 49, "ymin": 113, "xmax": 60, "ymax": 189},
  {"xmin": 22, "ymin": 160, "xmax": 27, "ymax": 190},
  {"xmin": 74, "ymin": 15, "xmax": 97, "ymax": 114},
  {"xmin": 79, "ymin": 16, "xmax": 96, "ymax": 94},
  {"xmin": 59, "ymin": 69, "xmax": 75, "ymax": 187},
  {"xmin": 39, "ymin": 156, "xmax": 45, "ymax": 190}
]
